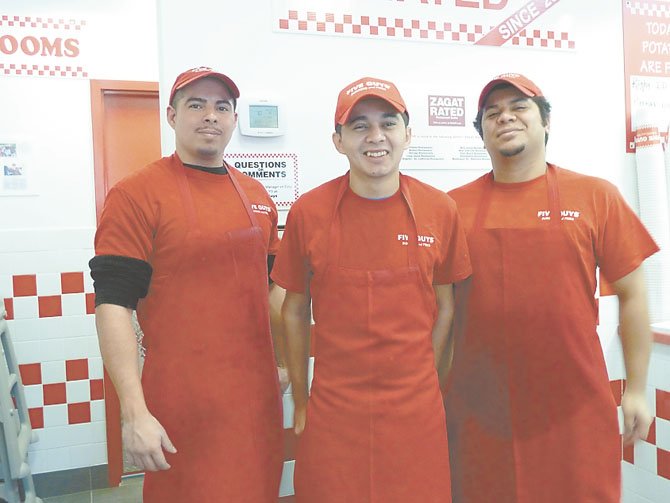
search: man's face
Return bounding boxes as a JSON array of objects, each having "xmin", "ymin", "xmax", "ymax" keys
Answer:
[
  {"xmin": 167, "ymin": 77, "xmax": 237, "ymax": 167},
  {"xmin": 332, "ymin": 97, "xmax": 411, "ymax": 184},
  {"xmin": 481, "ymin": 86, "xmax": 549, "ymax": 159}
]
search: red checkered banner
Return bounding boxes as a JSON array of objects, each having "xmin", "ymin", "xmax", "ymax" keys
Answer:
[
  {"xmin": 0, "ymin": 14, "xmax": 88, "ymax": 78},
  {"xmin": 272, "ymin": 0, "xmax": 575, "ymax": 51}
]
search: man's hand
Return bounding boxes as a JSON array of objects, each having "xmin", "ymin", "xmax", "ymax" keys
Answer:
[
  {"xmin": 293, "ymin": 403, "xmax": 307, "ymax": 435},
  {"xmin": 122, "ymin": 412, "xmax": 177, "ymax": 471},
  {"xmin": 621, "ymin": 390, "xmax": 652, "ymax": 445}
]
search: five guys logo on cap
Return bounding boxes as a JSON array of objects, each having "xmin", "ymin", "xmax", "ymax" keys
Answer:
[{"xmin": 346, "ymin": 80, "xmax": 391, "ymax": 97}]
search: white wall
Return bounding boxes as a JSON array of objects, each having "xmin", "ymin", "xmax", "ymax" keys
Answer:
[
  {"xmin": 156, "ymin": 0, "xmax": 639, "ymax": 208},
  {"xmin": 0, "ymin": 0, "xmax": 158, "ymax": 475}
]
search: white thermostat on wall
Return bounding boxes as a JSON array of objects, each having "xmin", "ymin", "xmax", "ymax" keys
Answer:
[{"xmin": 238, "ymin": 97, "xmax": 285, "ymax": 137}]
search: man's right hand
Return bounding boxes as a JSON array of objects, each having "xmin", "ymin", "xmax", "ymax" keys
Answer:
[
  {"xmin": 122, "ymin": 412, "xmax": 177, "ymax": 471},
  {"xmin": 293, "ymin": 404, "xmax": 307, "ymax": 435}
]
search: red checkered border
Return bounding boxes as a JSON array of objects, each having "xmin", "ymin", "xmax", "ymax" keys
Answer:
[
  {"xmin": 0, "ymin": 15, "xmax": 86, "ymax": 30},
  {"xmin": 0, "ymin": 63, "xmax": 88, "ymax": 78},
  {"xmin": 277, "ymin": 11, "xmax": 575, "ymax": 50},
  {"xmin": 627, "ymin": 1, "xmax": 670, "ymax": 18}
]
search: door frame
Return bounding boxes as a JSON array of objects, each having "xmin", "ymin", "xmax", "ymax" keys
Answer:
[{"xmin": 89, "ymin": 79, "xmax": 159, "ymax": 486}]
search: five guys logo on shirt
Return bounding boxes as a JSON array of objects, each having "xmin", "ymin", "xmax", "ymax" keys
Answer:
[
  {"xmin": 397, "ymin": 233, "xmax": 435, "ymax": 248},
  {"xmin": 251, "ymin": 203, "xmax": 272, "ymax": 216},
  {"xmin": 537, "ymin": 209, "xmax": 582, "ymax": 221}
]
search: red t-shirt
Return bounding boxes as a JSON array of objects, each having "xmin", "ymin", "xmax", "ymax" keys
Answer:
[
  {"xmin": 448, "ymin": 165, "xmax": 659, "ymax": 288},
  {"xmin": 95, "ymin": 154, "xmax": 280, "ymax": 280},
  {"xmin": 272, "ymin": 173, "xmax": 472, "ymax": 293}
]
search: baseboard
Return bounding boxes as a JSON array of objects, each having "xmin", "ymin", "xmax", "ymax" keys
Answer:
[{"xmin": 33, "ymin": 464, "xmax": 108, "ymax": 498}]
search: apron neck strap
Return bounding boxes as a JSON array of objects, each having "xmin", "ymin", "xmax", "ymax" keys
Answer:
[
  {"xmin": 173, "ymin": 159, "xmax": 260, "ymax": 230},
  {"xmin": 473, "ymin": 164, "xmax": 561, "ymax": 230},
  {"xmin": 326, "ymin": 173, "xmax": 420, "ymax": 267}
]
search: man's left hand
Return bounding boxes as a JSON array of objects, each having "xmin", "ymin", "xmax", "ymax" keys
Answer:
[{"xmin": 622, "ymin": 389, "xmax": 652, "ymax": 445}]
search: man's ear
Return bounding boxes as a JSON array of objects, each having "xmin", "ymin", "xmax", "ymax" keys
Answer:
[
  {"xmin": 332, "ymin": 131, "xmax": 345, "ymax": 155},
  {"xmin": 166, "ymin": 106, "xmax": 176, "ymax": 129}
]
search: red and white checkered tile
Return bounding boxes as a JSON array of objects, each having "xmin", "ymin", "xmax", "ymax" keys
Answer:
[
  {"xmin": 3, "ymin": 272, "xmax": 95, "ymax": 321},
  {"xmin": 19, "ymin": 358, "xmax": 104, "ymax": 430}
]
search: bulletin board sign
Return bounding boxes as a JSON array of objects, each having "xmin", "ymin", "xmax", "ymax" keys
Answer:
[
  {"xmin": 0, "ymin": 142, "xmax": 34, "ymax": 195},
  {"xmin": 225, "ymin": 153, "xmax": 299, "ymax": 208},
  {"xmin": 622, "ymin": 0, "xmax": 670, "ymax": 152}
]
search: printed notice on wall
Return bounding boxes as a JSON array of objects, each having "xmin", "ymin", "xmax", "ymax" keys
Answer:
[
  {"xmin": 0, "ymin": 142, "xmax": 33, "ymax": 195},
  {"xmin": 622, "ymin": 0, "xmax": 670, "ymax": 152},
  {"xmin": 401, "ymin": 92, "xmax": 490, "ymax": 170},
  {"xmin": 224, "ymin": 153, "xmax": 299, "ymax": 208}
]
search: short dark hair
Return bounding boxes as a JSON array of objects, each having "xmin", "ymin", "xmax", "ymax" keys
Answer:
[
  {"xmin": 473, "ymin": 86, "xmax": 551, "ymax": 145},
  {"xmin": 335, "ymin": 111, "xmax": 409, "ymax": 134}
]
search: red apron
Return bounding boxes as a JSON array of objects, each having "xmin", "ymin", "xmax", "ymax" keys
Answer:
[
  {"xmin": 294, "ymin": 174, "xmax": 452, "ymax": 503},
  {"xmin": 445, "ymin": 166, "xmax": 619, "ymax": 502},
  {"xmin": 137, "ymin": 164, "xmax": 283, "ymax": 502}
]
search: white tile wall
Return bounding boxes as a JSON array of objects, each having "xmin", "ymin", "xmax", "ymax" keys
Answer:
[
  {"xmin": 12, "ymin": 297, "xmax": 38, "ymax": 320},
  {"xmin": 23, "ymin": 385, "xmax": 43, "ymax": 407},
  {"xmin": 623, "ymin": 463, "xmax": 670, "ymax": 503},
  {"xmin": 657, "ymin": 418, "xmax": 670, "ymax": 452},
  {"xmin": 61, "ymin": 293, "xmax": 86, "ymax": 316},
  {"xmin": 43, "ymin": 405, "xmax": 68, "ymax": 428},
  {"xmin": 90, "ymin": 400, "xmax": 105, "ymax": 422},
  {"xmin": 88, "ymin": 357, "xmax": 103, "ymax": 380},
  {"xmin": 41, "ymin": 361, "xmax": 66, "ymax": 384},
  {"xmin": 66, "ymin": 380, "xmax": 91, "ymax": 403},
  {"xmin": 36, "ymin": 273, "xmax": 61, "ymax": 296}
]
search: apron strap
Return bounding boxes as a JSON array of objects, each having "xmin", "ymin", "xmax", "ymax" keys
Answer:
[{"xmin": 226, "ymin": 163, "xmax": 261, "ymax": 228}]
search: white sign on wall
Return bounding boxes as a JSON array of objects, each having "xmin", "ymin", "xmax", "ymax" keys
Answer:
[
  {"xmin": 225, "ymin": 153, "xmax": 299, "ymax": 208},
  {"xmin": 272, "ymin": 0, "xmax": 574, "ymax": 51},
  {"xmin": 0, "ymin": 14, "xmax": 88, "ymax": 78}
]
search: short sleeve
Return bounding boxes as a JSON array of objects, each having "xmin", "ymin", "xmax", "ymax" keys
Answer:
[
  {"xmin": 94, "ymin": 186, "xmax": 155, "ymax": 261},
  {"xmin": 596, "ymin": 183, "xmax": 659, "ymax": 283},
  {"xmin": 271, "ymin": 202, "xmax": 310, "ymax": 293}
]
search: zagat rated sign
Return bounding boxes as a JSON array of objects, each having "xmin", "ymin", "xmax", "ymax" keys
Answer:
[{"xmin": 428, "ymin": 95, "xmax": 465, "ymax": 127}]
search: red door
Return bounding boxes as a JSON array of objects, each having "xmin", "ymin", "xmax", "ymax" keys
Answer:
[{"xmin": 90, "ymin": 80, "xmax": 161, "ymax": 485}]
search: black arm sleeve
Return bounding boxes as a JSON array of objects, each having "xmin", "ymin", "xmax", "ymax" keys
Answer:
[{"xmin": 89, "ymin": 255, "xmax": 153, "ymax": 309}]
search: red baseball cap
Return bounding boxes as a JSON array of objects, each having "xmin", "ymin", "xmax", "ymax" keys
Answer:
[
  {"xmin": 334, "ymin": 77, "xmax": 408, "ymax": 128},
  {"xmin": 477, "ymin": 73, "xmax": 543, "ymax": 110},
  {"xmin": 169, "ymin": 66, "xmax": 240, "ymax": 105}
]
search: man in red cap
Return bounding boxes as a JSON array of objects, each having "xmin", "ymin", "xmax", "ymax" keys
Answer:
[
  {"xmin": 90, "ymin": 67, "xmax": 284, "ymax": 501},
  {"xmin": 444, "ymin": 73, "xmax": 658, "ymax": 502},
  {"xmin": 272, "ymin": 77, "xmax": 471, "ymax": 502}
]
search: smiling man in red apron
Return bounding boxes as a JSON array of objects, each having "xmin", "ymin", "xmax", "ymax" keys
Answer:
[
  {"xmin": 90, "ymin": 67, "xmax": 284, "ymax": 502},
  {"xmin": 444, "ymin": 73, "xmax": 659, "ymax": 502},
  {"xmin": 272, "ymin": 77, "xmax": 471, "ymax": 502}
]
